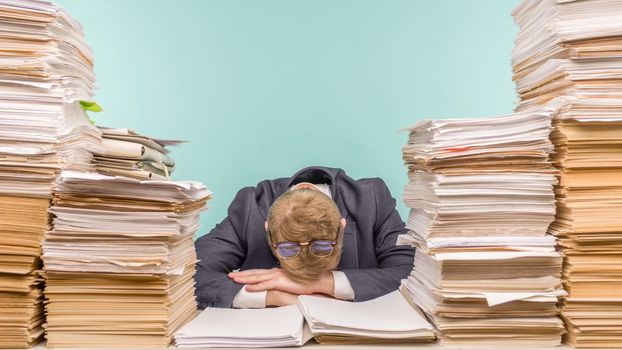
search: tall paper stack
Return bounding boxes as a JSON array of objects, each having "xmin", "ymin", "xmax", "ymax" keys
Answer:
[
  {"xmin": 513, "ymin": 0, "xmax": 622, "ymax": 347},
  {"xmin": 0, "ymin": 1, "xmax": 102, "ymax": 348},
  {"xmin": 94, "ymin": 127, "xmax": 184, "ymax": 180},
  {"xmin": 398, "ymin": 110, "xmax": 566, "ymax": 345},
  {"xmin": 42, "ymin": 171, "xmax": 211, "ymax": 348}
]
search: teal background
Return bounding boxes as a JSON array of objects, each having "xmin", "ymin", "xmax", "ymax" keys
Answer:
[{"xmin": 55, "ymin": 0, "xmax": 519, "ymax": 237}]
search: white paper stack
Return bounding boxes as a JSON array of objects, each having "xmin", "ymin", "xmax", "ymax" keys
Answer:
[
  {"xmin": 513, "ymin": 0, "xmax": 622, "ymax": 110},
  {"xmin": 0, "ymin": 1, "xmax": 102, "ymax": 348},
  {"xmin": 42, "ymin": 171, "xmax": 211, "ymax": 348},
  {"xmin": 175, "ymin": 306, "xmax": 308, "ymax": 348},
  {"xmin": 94, "ymin": 127, "xmax": 184, "ymax": 180},
  {"xmin": 513, "ymin": 1, "xmax": 622, "ymax": 347},
  {"xmin": 298, "ymin": 291, "xmax": 435, "ymax": 344},
  {"xmin": 398, "ymin": 110, "xmax": 566, "ymax": 345}
]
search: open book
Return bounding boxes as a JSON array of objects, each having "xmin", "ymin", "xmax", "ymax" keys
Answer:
[{"xmin": 174, "ymin": 291, "xmax": 435, "ymax": 347}]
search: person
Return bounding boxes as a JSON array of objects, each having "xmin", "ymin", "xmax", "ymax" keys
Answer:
[{"xmin": 194, "ymin": 166, "xmax": 414, "ymax": 309}]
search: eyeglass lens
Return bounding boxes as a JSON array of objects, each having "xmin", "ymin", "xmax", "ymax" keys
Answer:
[{"xmin": 275, "ymin": 240, "xmax": 334, "ymax": 258}]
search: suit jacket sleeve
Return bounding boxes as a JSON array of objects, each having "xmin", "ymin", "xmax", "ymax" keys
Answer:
[
  {"xmin": 340, "ymin": 178, "xmax": 415, "ymax": 301},
  {"xmin": 194, "ymin": 187, "xmax": 253, "ymax": 309}
]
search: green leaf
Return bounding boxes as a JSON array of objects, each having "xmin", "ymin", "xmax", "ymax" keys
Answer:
[{"xmin": 80, "ymin": 100, "xmax": 103, "ymax": 112}]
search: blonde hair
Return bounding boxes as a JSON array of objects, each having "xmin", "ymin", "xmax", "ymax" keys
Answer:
[{"xmin": 267, "ymin": 188, "xmax": 343, "ymax": 282}]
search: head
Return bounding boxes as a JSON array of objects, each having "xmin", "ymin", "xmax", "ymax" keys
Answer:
[{"xmin": 266, "ymin": 184, "xmax": 345, "ymax": 283}]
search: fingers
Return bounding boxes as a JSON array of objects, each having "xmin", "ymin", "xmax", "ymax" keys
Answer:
[
  {"xmin": 230, "ymin": 268, "xmax": 283, "ymax": 285},
  {"xmin": 245, "ymin": 280, "xmax": 275, "ymax": 292},
  {"xmin": 228, "ymin": 268, "xmax": 274, "ymax": 278},
  {"xmin": 232, "ymin": 273, "xmax": 275, "ymax": 285}
]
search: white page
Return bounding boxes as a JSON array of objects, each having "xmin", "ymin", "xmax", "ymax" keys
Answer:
[
  {"xmin": 434, "ymin": 250, "xmax": 561, "ymax": 261},
  {"xmin": 175, "ymin": 305, "xmax": 303, "ymax": 341},
  {"xmin": 483, "ymin": 290, "xmax": 567, "ymax": 307},
  {"xmin": 298, "ymin": 290, "xmax": 432, "ymax": 333}
]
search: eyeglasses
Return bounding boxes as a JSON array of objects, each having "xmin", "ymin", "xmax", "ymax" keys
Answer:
[{"xmin": 271, "ymin": 239, "xmax": 337, "ymax": 259}]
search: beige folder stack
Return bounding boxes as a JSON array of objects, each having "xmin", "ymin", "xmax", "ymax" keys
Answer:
[
  {"xmin": 0, "ymin": 196, "xmax": 47, "ymax": 349},
  {"xmin": 94, "ymin": 127, "xmax": 184, "ymax": 180},
  {"xmin": 42, "ymin": 171, "xmax": 211, "ymax": 348},
  {"xmin": 0, "ymin": 1, "xmax": 102, "ymax": 348},
  {"xmin": 513, "ymin": 0, "xmax": 622, "ymax": 347},
  {"xmin": 398, "ymin": 110, "xmax": 566, "ymax": 346}
]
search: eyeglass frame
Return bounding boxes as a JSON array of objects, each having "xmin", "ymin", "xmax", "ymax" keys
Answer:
[{"xmin": 267, "ymin": 230, "xmax": 340, "ymax": 259}]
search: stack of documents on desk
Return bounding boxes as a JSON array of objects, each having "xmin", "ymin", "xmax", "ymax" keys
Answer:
[
  {"xmin": 0, "ymin": 1, "xmax": 102, "ymax": 348},
  {"xmin": 94, "ymin": 127, "xmax": 183, "ymax": 180},
  {"xmin": 0, "ymin": 197, "xmax": 48, "ymax": 348},
  {"xmin": 0, "ymin": 270, "xmax": 44, "ymax": 349},
  {"xmin": 398, "ymin": 110, "xmax": 566, "ymax": 345},
  {"xmin": 175, "ymin": 305, "xmax": 308, "ymax": 347},
  {"xmin": 0, "ymin": 1, "xmax": 103, "ymax": 187},
  {"xmin": 513, "ymin": 0, "xmax": 622, "ymax": 72},
  {"xmin": 298, "ymin": 291, "xmax": 435, "ymax": 344},
  {"xmin": 42, "ymin": 171, "xmax": 211, "ymax": 348},
  {"xmin": 513, "ymin": 0, "xmax": 622, "ymax": 110},
  {"xmin": 513, "ymin": 1, "xmax": 622, "ymax": 347}
]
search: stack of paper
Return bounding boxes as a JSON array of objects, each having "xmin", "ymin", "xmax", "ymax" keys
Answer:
[
  {"xmin": 398, "ymin": 110, "xmax": 566, "ymax": 345},
  {"xmin": 175, "ymin": 306, "xmax": 308, "ymax": 348},
  {"xmin": 513, "ymin": 1, "xmax": 622, "ymax": 347},
  {"xmin": 94, "ymin": 127, "xmax": 184, "ymax": 180},
  {"xmin": 513, "ymin": 0, "xmax": 622, "ymax": 110},
  {"xmin": 42, "ymin": 171, "xmax": 211, "ymax": 348},
  {"xmin": 513, "ymin": 0, "xmax": 622, "ymax": 73},
  {"xmin": 0, "ymin": 197, "xmax": 47, "ymax": 349},
  {"xmin": 0, "ymin": 1, "xmax": 102, "ymax": 347},
  {"xmin": 298, "ymin": 291, "xmax": 435, "ymax": 344}
]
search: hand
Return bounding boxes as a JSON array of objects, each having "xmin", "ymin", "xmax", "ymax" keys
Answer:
[
  {"xmin": 265, "ymin": 290, "xmax": 299, "ymax": 307},
  {"xmin": 229, "ymin": 268, "xmax": 334, "ymax": 296}
]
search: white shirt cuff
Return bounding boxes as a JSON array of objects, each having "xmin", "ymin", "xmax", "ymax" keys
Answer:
[
  {"xmin": 332, "ymin": 271, "xmax": 355, "ymax": 301},
  {"xmin": 232, "ymin": 286, "xmax": 267, "ymax": 308}
]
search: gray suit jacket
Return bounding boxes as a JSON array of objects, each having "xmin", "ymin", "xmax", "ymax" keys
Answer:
[{"xmin": 194, "ymin": 166, "xmax": 414, "ymax": 309}]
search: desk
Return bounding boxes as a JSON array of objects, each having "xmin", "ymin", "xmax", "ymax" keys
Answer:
[{"xmin": 31, "ymin": 341, "xmax": 586, "ymax": 350}]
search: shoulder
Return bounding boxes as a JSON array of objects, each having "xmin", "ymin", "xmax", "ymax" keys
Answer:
[
  {"xmin": 228, "ymin": 186, "xmax": 255, "ymax": 212},
  {"xmin": 336, "ymin": 172, "xmax": 388, "ymax": 197},
  {"xmin": 335, "ymin": 173, "xmax": 394, "ymax": 215},
  {"xmin": 232, "ymin": 177, "xmax": 288, "ymax": 203},
  {"xmin": 228, "ymin": 177, "xmax": 289, "ymax": 222},
  {"xmin": 356, "ymin": 177, "xmax": 394, "ymax": 211}
]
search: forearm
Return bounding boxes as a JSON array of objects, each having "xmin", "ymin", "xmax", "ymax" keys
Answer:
[
  {"xmin": 195, "ymin": 270, "xmax": 245, "ymax": 309},
  {"xmin": 232, "ymin": 286, "xmax": 267, "ymax": 308},
  {"xmin": 340, "ymin": 263, "xmax": 413, "ymax": 302},
  {"xmin": 195, "ymin": 232, "xmax": 245, "ymax": 309},
  {"xmin": 310, "ymin": 271, "xmax": 354, "ymax": 301},
  {"xmin": 313, "ymin": 271, "xmax": 336, "ymax": 296}
]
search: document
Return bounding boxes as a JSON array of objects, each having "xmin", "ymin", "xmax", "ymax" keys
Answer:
[
  {"xmin": 399, "ymin": 107, "xmax": 565, "ymax": 345},
  {"xmin": 513, "ymin": 0, "xmax": 622, "ymax": 346},
  {"xmin": 42, "ymin": 171, "xmax": 211, "ymax": 348},
  {"xmin": 175, "ymin": 291, "xmax": 434, "ymax": 347},
  {"xmin": 95, "ymin": 128, "xmax": 183, "ymax": 180},
  {"xmin": 175, "ymin": 306, "xmax": 310, "ymax": 348},
  {"xmin": 298, "ymin": 291, "xmax": 435, "ymax": 344},
  {"xmin": 0, "ymin": 0, "xmax": 101, "ymax": 347}
]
